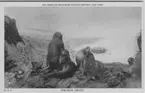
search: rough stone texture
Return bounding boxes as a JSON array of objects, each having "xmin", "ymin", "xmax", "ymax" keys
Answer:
[{"xmin": 5, "ymin": 16, "xmax": 24, "ymax": 45}]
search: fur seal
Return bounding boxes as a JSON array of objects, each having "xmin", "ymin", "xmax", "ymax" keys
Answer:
[
  {"xmin": 128, "ymin": 57, "xmax": 134, "ymax": 66},
  {"xmin": 83, "ymin": 52, "xmax": 105, "ymax": 80},
  {"xmin": 45, "ymin": 32, "xmax": 65, "ymax": 70},
  {"xmin": 75, "ymin": 46, "xmax": 91, "ymax": 74}
]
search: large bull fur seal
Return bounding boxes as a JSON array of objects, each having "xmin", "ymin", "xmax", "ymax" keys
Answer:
[{"xmin": 45, "ymin": 32, "xmax": 65, "ymax": 69}]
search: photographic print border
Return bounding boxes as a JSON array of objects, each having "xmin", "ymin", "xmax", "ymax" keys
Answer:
[{"xmin": 0, "ymin": 1, "xmax": 144, "ymax": 93}]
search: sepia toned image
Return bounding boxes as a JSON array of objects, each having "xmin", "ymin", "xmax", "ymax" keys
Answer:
[{"xmin": 4, "ymin": 6, "xmax": 142, "ymax": 88}]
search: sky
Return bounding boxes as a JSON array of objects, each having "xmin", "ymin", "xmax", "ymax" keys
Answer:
[{"xmin": 5, "ymin": 7, "xmax": 141, "ymax": 38}]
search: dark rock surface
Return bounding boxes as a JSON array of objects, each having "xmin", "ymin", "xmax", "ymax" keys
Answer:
[{"xmin": 5, "ymin": 15, "xmax": 24, "ymax": 45}]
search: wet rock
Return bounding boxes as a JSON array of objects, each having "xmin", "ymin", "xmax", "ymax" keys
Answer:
[
  {"xmin": 5, "ymin": 72, "xmax": 16, "ymax": 88},
  {"xmin": 109, "ymin": 62, "xmax": 124, "ymax": 74},
  {"xmin": 43, "ymin": 78, "xmax": 60, "ymax": 88},
  {"xmin": 15, "ymin": 77, "xmax": 26, "ymax": 88},
  {"xmin": 57, "ymin": 77, "xmax": 79, "ymax": 88},
  {"xmin": 75, "ymin": 79, "xmax": 88, "ymax": 88},
  {"xmin": 124, "ymin": 78, "xmax": 141, "ymax": 88},
  {"xmin": 57, "ymin": 79, "xmax": 72, "ymax": 88},
  {"xmin": 103, "ymin": 70, "xmax": 113, "ymax": 83},
  {"xmin": 107, "ymin": 75, "xmax": 121, "ymax": 88},
  {"xmin": 105, "ymin": 70, "xmax": 127, "ymax": 88},
  {"xmin": 5, "ymin": 72, "xmax": 26, "ymax": 88},
  {"xmin": 26, "ymin": 75, "xmax": 43, "ymax": 88},
  {"xmin": 5, "ymin": 59, "xmax": 17, "ymax": 72}
]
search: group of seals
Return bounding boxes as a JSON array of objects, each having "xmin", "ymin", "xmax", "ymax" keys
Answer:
[{"xmin": 44, "ymin": 32, "xmax": 105, "ymax": 80}]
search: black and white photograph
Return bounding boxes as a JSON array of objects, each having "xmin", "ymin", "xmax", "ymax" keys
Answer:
[{"xmin": 4, "ymin": 3, "xmax": 143, "ymax": 89}]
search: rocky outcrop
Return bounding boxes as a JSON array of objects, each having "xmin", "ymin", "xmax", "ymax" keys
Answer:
[
  {"xmin": 137, "ymin": 33, "xmax": 141, "ymax": 52},
  {"xmin": 91, "ymin": 47, "xmax": 107, "ymax": 54},
  {"xmin": 4, "ymin": 15, "xmax": 48, "ymax": 87},
  {"xmin": 5, "ymin": 15, "xmax": 26, "ymax": 72},
  {"xmin": 129, "ymin": 32, "xmax": 142, "ymax": 79},
  {"xmin": 5, "ymin": 15, "xmax": 24, "ymax": 45},
  {"xmin": 124, "ymin": 32, "xmax": 142, "ymax": 88}
]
